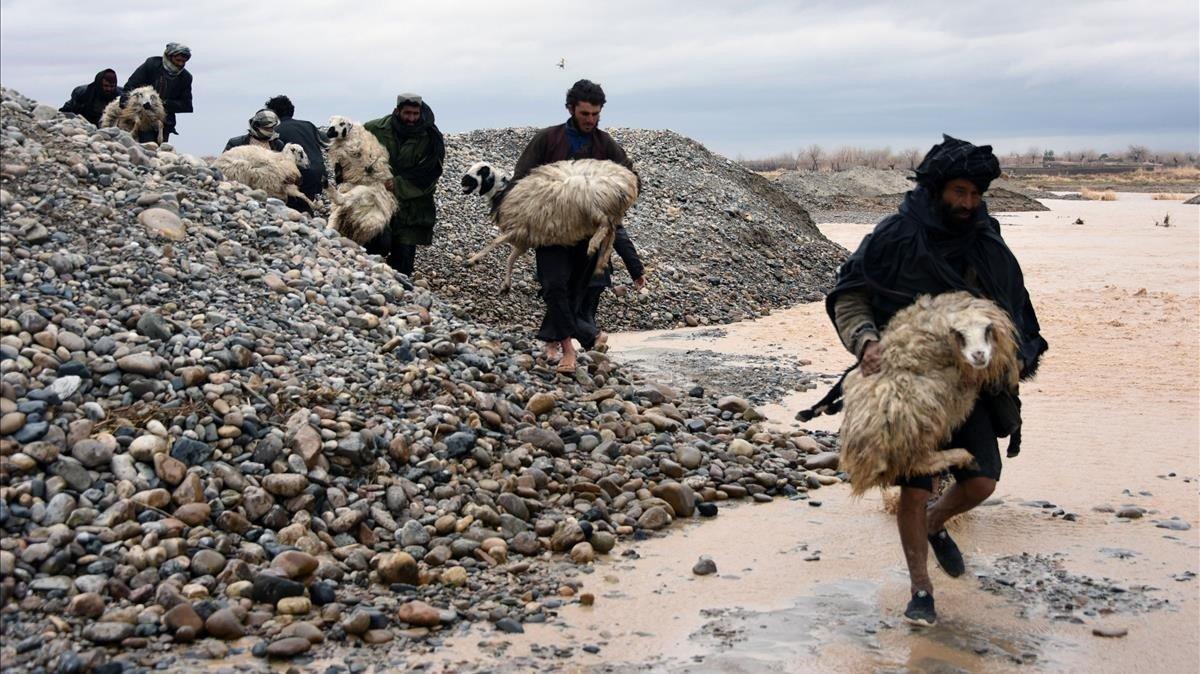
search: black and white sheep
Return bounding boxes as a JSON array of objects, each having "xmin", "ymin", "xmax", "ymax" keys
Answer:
[{"xmin": 461, "ymin": 159, "xmax": 639, "ymax": 292}]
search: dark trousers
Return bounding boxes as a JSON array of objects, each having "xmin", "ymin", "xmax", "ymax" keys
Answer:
[
  {"xmin": 366, "ymin": 235, "xmax": 417, "ymax": 277},
  {"xmin": 536, "ymin": 242, "xmax": 598, "ymax": 349}
]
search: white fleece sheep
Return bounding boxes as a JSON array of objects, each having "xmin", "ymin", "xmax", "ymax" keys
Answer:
[
  {"xmin": 326, "ymin": 183, "xmax": 398, "ymax": 244},
  {"xmin": 212, "ymin": 143, "xmax": 315, "ymax": 210},
  {"xmin": 325, "ymin": 116, "xmax": 393, "ymax": 186},
  {"xmin": 99, "ymin": 86, "xmax": 165, "ymax": 144},
  {"xmin": 462, "ymin": 159, "xmax": 639, "ymax": 292},
  {"xmin": 838, "ymin": 291, "xmax": 1021, "ymax": 495}
]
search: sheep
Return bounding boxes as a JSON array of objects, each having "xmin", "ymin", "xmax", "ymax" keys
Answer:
[
  {"xmin": 837, "ymin": 291, "xmax": 1020, "ymax": 496},
  {"xmin": 99, "ymin": 85, "xmax": 165, "ymax": 143},
  {"xmin": 325, "ymin": 115, "xmax": 392, "ymax": 186},
  {"xmin": 325, "ymin": 183, "xmax": 398, "ymax": 244},
  {"xmin": 461, "ymin": 159, "xmax": 639, "ymax": 292},
  {"xmin": 212, "ymin": 143, "xmax": 316, "ymax": 210}
]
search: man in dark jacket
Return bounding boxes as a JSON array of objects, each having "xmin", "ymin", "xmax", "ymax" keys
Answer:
[
  {"xmin": 826, "ymin": 135, "xmax": 1048, "ymax": 627},
  {"xmin": 264, "ymin": 95, "xmax": 327, "ymax": 201},
  {"xmin": 511, "ymin": 79, "xmax": 640, "ymax": 373},
  {"xmin": 60, "ymin": 69, "xmax": 121, "ymax": 126},
  {"xmin": 223, "ymin": 109, "xmax": 284, "ymax": 152},
  {"xmin": 362, "ymin": 94, "xmax": 445, "ymax": 276},
  {"xmin": 124, "ymin": 42, "xmax": 193, "ymax": 142}
]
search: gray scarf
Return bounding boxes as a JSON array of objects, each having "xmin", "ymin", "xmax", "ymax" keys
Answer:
[{"xmin": 162, "ymin": 43, "xmax": 191, "ymax": 77}]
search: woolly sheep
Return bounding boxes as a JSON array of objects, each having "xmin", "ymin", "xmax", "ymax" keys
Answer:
[
  {"xmin": 326, "ymin": 183, "xmax": 398, "ymax": 244},
  {"xmin": 462, "ymin": 159, "xmax": 639, "ymax": 292},
  {"xmin": 99, "ymin": 85, "xmax": 165, "ymax": 144},
  {"xmin": 212, "ymin": 143, "xmax": 315, "ymax": 210},
  {"xmin": 325, "ymin": 115, "xmax": 392, "ymax": 186},
  {"xmin": 838, "ymin": 291, "xmax": 1020, "ymax": 495}
]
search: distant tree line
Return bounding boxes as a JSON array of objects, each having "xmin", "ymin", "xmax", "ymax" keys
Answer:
[{"xmin": 738, "ymin": 144, "xmax": 1199, "ymax": 172}]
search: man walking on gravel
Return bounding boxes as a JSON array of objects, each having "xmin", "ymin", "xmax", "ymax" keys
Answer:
[
  {"xmin": 511, "ymin": 79, "xmax": 640, "ymax": 373},
  {"xmin": 825, "ymin": 135, "xmax": 1048, "ymax": 625},
  {"xmin": 363, "ymin": 94, "xmax": 446, "ymax": 277}
]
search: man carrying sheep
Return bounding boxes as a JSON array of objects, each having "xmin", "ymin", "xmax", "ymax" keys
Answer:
[
  {"xmin": 825, "ymin": 135, "xmax": 1048, "ymax": 626},
  {"xmin": 124, "ymin": 42, "xmax": 193, "ymax": 143},
  {"xmin": 511, "ymin": 79, "xmax": 643, "ymax": 372},
  {"xmin": 362, "ymin": 94, "xmax": 446, "ymax": 276}
]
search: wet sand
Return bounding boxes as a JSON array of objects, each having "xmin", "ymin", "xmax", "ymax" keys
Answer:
[{"xmin": 433, "ymin": 195, "xmax": 1198, "ymax": 672}]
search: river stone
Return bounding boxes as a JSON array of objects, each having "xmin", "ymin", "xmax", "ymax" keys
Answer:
[
  {"xmin": 205, "ymin": 608, "xmax": 245, "ymax": 639},
  {"xmin": 163, "ymin": 603, "xmax": 204, "ymax": 633},
  {"xmin": 377, "ymin": 552, "xmax": 418, "ymax": 584},
  {"xmin": 272, "ymin": 550, "xmax": 318, "ymax": 578},
  {"xmin": 139, "ymin": 207, "xmax": 186, "ymax": 240},
  {"xmin": 116, "ymin": 353, "xmax": 161, "ymax": 376},
  {"xmin": 397, "ymin": 600, "xmax": 441, "ymax": 627},
  {"xmin": 83, "ymin": 622, "xmax": 134, "ymax": 644},
  {"xmin": 652, "ymin": 482, "xmax": 697, "ymax": 518},
  {"xmin": 693, "ymin": 555, "xmax": 718, "ymax": 576},
  {"xmin": 266, "ymin": 636, "xmax": 311, "ymax": 657},
  {"xmin": 638, "ymin": 506, "xmax": 672, "ymax": 530},
  {"xmin": 805, "ymin": 451, "xmax": 840, "ymax": 471}
]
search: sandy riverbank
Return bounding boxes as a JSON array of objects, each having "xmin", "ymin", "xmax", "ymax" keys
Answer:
[{"xmin": 426, "ymin": 194, "xmax": 1199, "ymax": 672}]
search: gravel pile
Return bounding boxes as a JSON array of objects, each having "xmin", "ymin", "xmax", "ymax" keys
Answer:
[
  {"xmin": 425, "ymin": 128, "xmax": 845, "ymax": 330},
  {"xmin": 769, "ymin": 168, "xmax": 1049, "ymax": 224},
  {"xmin": 0, "ymin": 88, "xmax": 843, "ymax": 671}
]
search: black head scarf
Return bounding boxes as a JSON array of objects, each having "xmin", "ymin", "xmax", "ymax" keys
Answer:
[
  {"xmin": 913, "ymin": 134, "xmax": 1002, "ymax": 194},
  {"xmin": 389, "ymin": 101, "xmax": 445, "ymax": 190},
  {"xmin": 67, "ymin": 69, "xmax": 120, "ymax": 125}
]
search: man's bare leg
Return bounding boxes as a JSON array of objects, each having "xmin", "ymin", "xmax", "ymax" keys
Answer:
[
  {"xmin": 898, "ymin": 486, "xmax": 934, "ymax": 595},
  {"xmin": 926, "ymin": 476, "xmax": 996, "ymax": 533}
]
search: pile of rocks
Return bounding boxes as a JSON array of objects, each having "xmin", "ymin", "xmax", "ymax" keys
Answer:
[
  {"xmin": 0, "ymin": 88, "xmax": 842, "ymax": 670},
  {"xmin": 425, "ymin": 127, "xmax": 846, "ymax": 331},
  {"xmin": 769, "ymin": 167, "xmax": 1049, "ymax": 223}
]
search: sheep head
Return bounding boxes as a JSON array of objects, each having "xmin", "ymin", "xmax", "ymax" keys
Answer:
[
  {"xmin": 282, "ymin": 143, "xmax": 310, "ymax": 169},
  {"xmin": 946, "ymin": 296, "xmax": 1020, "ymax": 387},
  {"xmin": 126, "ymin": 86, "xmax": 163, "ymax": 114},
  {"xmin": 461, "ymin": 162, "xmax": 510, "ymax": 198},
  {"xmin": 326, "ymin": 116, "xmax": 354, "ymax": 140}
]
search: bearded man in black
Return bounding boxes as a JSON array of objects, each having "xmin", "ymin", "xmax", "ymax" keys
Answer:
[{"xmin": 826, "ymin": 135, "xmax": 1048, "ymax": 626}]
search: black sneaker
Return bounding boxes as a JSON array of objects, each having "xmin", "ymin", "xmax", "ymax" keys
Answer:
[
  {"xmin": 928, "ymin": 529, "xmax": 966, "ymax": 577},
  {"xmin": 904, "ymin": 590, "xmax": 937, "ymax": 626}
]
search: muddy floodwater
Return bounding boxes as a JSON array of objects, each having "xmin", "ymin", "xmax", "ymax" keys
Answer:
[{"xmin": 424, "ymin": 195, "xmax": 1200, "ymax": 673}]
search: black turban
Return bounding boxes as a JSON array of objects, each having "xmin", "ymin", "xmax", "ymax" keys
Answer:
[{"xmin": 914, "ymin": 134, "xmax": 1001, "ymax": 193}]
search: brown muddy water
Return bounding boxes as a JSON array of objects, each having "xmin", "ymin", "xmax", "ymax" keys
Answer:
[{"xmin": 204, "ymin": 196, "xmax": 1198, "ymax": 673}]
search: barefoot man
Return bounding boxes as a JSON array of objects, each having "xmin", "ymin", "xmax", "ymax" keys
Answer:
[
  {"xmin": 825, "ymin": 135, "xmax": 1048, "ymax": 625},
  {"xmin": 509, "ymin": 79, "xmax": 638, "ymax": 373}
]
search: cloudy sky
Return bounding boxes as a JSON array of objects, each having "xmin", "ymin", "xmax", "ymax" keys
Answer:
[{"xmin": 2, "ymin": 0, "xmax": 1196, "ymax": 159}]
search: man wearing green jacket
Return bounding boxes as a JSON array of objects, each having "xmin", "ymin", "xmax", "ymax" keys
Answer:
[{"xmin": 363, "ymin": 94, "xmax": 446, "ymax": 276}]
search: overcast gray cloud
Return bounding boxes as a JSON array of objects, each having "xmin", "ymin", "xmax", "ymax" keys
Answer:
[{"xmin": 1, "ymin": 0, "xmax": 1196, "ymax": 159}]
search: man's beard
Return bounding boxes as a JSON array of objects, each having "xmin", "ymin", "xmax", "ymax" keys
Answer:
[{"xmin": 937, "ymin": 201, "xmax": 976, "ymax": 228}]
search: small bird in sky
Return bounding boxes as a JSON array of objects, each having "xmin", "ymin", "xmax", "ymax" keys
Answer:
[{"xmin": 557, "ymin": 58, "xmax": 566, "ymax": 69}]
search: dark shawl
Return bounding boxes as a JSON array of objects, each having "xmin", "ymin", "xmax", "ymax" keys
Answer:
[
  {"xmin": 826, "ymin": 185, "xmax": 1047, "ymax": 378},
  {"xmin": 60, "ymin": 69, "xmax": 120, "ymax": 125}
]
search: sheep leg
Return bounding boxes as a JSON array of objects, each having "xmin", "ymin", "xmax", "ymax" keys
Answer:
[
  {"xmin": 286, "ymin": 186, "xmax": 316, "ymax": 211},
  {"xmin": 910, "ymin": 448, "xmax": 975, "ymax": 476},
  {"xmin": 156, "ymin": 121, "xmax": 164, "ymax": 145},
  {"xmin": 499, "ymin": 245, "xmax": 524, "ymax": 294},
  {"xmin": 467, "ymin": 232, "xmax": 511, "ymax": 267}
]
